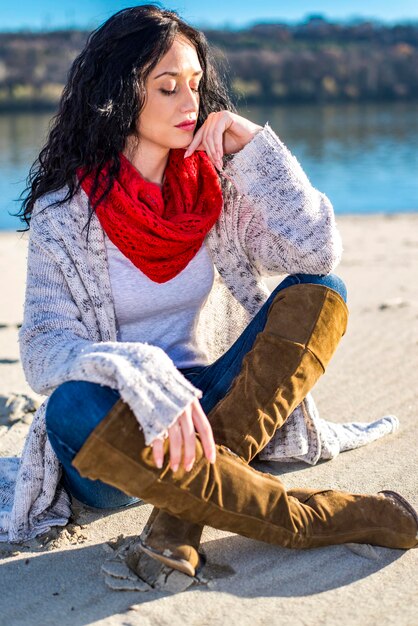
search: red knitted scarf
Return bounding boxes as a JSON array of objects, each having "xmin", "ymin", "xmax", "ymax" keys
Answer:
[{"xmin": 77, "ymin": 149, "xmax": 223, "ymax": 283}]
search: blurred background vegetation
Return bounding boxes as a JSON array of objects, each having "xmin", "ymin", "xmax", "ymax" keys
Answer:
[
  {"xmin": 1, "ymin": 14, "xmax": 418, "ymax": 224},
  {"xmin": 1, "ymin": 16, "xmax": 418, "ymax": 111}
]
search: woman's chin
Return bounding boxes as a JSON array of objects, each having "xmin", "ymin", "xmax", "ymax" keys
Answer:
[{"xmin": 169, "ymin": 141, "xmax": 193, "ymax": 152}]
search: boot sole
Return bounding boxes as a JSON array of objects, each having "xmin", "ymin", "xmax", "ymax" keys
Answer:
[
  {"xmin": 137, "ymin": 539, "xmax": 201, "ymax": 577},
  {"xmin": 379, "ymin": 490, "xmax": 418, "ymax": 547}
]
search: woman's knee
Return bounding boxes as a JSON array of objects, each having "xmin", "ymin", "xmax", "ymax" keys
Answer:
[
  {"xmin": 46, "ymin": 380, "xmax": 120, "ymax": 448},
  {"xmin": 46, "ymin": 381, "xmax": 78, "ymax": 434},
  {"xmin": 286, "ymin": 273, "xmax": 347, "ymax": 303},
  {"xmin": 322, "ymin": 273, "xmax": 347, "ymax": 303}
]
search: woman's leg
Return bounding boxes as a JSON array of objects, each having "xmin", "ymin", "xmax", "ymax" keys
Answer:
[
  {"xmin": 46, "ymin": 272, "xmax": 346, "ymax": 509},
  {"xmin": 70, "ymin": 396, "xmax": 418, "ymax": 552},
  {"xmin": 50, "ymin": 276, "xmax": 417, "ymax": 579},
  {"xmin": 46, "ymin": 380, "xmax": 140, "ymax": 510},
  {"xmin": 181, "ymin": 272, "xmax": 347, "ymax": 416},
  {"xmin": 139, "ymin": 274, "xmax": 349, "ymax": 574}
]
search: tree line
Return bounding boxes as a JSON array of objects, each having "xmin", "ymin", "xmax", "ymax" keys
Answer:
[{"xmin": 1, "ymin": 17, "xmax": 418, "ymax": 110}]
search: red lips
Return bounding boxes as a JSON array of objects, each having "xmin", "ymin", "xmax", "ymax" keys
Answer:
[{"xmin": 175, "ymin": 120, "xmax": 196, "ymax": 128}]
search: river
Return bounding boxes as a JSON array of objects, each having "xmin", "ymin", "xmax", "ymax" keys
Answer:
[{"xmin": 1, "ymin": 102, "xmax": 418, "ymax": 230}]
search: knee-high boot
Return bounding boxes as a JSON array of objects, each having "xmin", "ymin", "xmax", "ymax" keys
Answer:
[
  {"xmin": 134, "ymin": 283, "xmax": 349, "ymax": 575},
  {"xmin": 71, "ymin": 397, "xmax": 418, "ymax": 563}
]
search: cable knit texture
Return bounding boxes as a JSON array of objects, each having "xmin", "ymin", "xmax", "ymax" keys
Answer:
[{"xmin": 0, "ymin": 122, "xmax": 399, "ymax": 542}]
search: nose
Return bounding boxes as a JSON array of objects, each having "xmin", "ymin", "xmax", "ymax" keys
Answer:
[{"xmin": 180, "ymin": 85, "xmax": 199, "ymax": 114}]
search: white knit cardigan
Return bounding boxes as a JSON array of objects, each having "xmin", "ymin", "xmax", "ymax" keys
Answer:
[{"xmin": 0, "ymin": 122, "xmax": 398, "ymax": 543}]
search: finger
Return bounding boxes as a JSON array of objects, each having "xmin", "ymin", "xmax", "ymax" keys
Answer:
[
  {"xmin": 179, "ymin": 404, "xmax": 196, "ymax": 471},
  {"xmin": 203, "ymin": 116, "xmax": 222, "ymax": 166},
  {"xmin": 201, "ymin": 115, "xmax": 222, "ymax": 166},
  {"xmin": 184, "ymin": 126, "xmax": 204, "ymax": 157},
  {"xmin": 151, "ymin": 437, "xmax": 164, "ymax": 469},
  {"xmin": 191, "ymin": 399, "xmax": 216, "ymax": 464},
  {"xmin": 212, "ymin": 123, "xmax": 225, "ymax": 161},
  {"xmin": 168, "ymin": 417, "xmax": 183, "ymax": 472},
  {"xmin": 185, "ymin": 113, "xmax": 217, "ymax": 157},
  {"xmin": 203, "ymin": 115, "xmax": 225, "ymax": 169}
]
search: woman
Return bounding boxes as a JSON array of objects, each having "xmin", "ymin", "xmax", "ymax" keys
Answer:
[{"xmin": 4, "ymin": 5, "xmax": 416, "ymax": 577}]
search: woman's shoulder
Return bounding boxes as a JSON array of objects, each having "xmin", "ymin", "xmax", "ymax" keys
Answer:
[
  {"xmin": 32, "ymin": 185, "xmax": 70, "ymax": 215},
  {"xmin": 31, "ymin": 183, "xmax": 86, "ymax": 227}
]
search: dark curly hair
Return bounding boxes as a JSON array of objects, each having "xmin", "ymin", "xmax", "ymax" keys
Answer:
[{"xmin": 15, "ymin": 3, "xmax": 237, "ymax": 241}]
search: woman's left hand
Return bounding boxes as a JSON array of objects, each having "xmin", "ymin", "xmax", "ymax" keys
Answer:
[{"xmin": 184, "ymin": 111, "xmax": 263, "ymax": 170}]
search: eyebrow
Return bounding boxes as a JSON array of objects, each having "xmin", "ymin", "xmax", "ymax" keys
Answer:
[{"xmin": 154, "ymin": 70, "xmax": 203, "ymax": 80}]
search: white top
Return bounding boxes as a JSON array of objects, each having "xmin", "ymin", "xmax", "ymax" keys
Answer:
[{"xmin": 104, "ymin": 232, "xmax": 215, "ymax": 368}]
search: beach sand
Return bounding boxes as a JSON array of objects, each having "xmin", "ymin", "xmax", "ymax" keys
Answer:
[{"xmin": 1, "ymin": 213, "xmax": 417, "ymax": 625}]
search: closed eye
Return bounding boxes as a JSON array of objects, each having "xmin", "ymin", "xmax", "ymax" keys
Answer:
[{"xmin": 160, "ymin": 87, "xmax": 200, "ymax": 96}]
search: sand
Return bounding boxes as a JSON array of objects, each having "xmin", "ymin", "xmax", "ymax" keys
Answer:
[{"xmin": 0, "ymin": 213, "xmax": 417, "ymax": 626}]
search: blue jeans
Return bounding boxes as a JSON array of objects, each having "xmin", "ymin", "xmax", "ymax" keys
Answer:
[{"xmin": 45, "ymin": 273, "xmax": 347, "ymax": 510}]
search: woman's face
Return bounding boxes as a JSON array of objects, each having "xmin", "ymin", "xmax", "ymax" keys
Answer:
[{"xmin": 137, "ymin": 36, "xmax": 202, "ymax": 150}]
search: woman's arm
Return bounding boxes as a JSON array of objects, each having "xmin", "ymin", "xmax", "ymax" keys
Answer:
[
  {"xmin": 220, "ymin": 122, "xmax": 343, "ymax": 277},
  {"xmin": 18, "ymin": 222, "xmax": 202, "ymax": 446}
]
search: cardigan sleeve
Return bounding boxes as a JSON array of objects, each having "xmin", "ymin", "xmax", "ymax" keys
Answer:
[
  {"xmin": 18, "ymin": 223, "xmax": 202, "ymax": 446},
  {"xmin": 220, "ymin": 122, "xmax": 343, "ymax": 277}
]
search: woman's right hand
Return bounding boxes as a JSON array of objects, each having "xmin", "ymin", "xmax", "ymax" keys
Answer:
[{"xmin": 151, "ymin": 397, "xmax": 216, "ymax": 472}]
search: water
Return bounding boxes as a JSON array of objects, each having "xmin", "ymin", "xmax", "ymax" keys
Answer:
[{"xmin": 1, "ymin": 102, "xmax": 418, "ymax": 231}]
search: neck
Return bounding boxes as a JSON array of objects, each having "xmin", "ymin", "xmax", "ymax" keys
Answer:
[{"xmin": 122, "ymin": 136, "xmax": 169, "ymax": 187}]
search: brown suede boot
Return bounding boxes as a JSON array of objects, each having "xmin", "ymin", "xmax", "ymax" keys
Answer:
[
  {"xmin": 127, "ymin": 505, "xmax": 204, "ymax": 578},
  {"xmin": 134, "ymin": 283, "xmax": 349, "ymax": 576},
  {"xmin": 71, "ymin": 395, "xmax": 418, "ymax": 562},
  {"xmin": 128, "ymin": 510, "xmax": 204, "ymax": 577},
  {"xmin": 208, "ymin": 283, "xmax": 349, "ymax": 461}
]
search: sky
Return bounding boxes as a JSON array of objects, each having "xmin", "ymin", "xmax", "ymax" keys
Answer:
[{"xmin": 2, "ymin": 1, "xmax": 418, "ymax": 31}]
